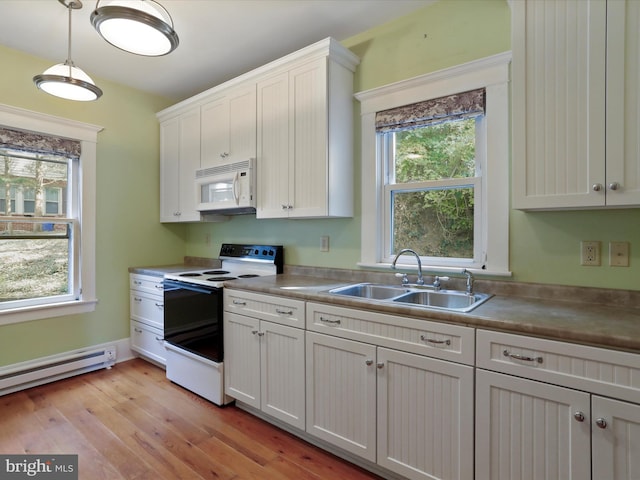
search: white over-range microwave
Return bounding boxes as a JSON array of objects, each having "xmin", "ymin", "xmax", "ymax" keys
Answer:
[{"xmin": 195, "ymin": 158, "xmax": 256, "ymax": 215}]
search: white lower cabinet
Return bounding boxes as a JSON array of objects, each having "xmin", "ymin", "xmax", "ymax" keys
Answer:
[
  {"xmin": 306, "ymin": 303, "xmax": 475, "ymax": 480},
  {"xmin": 129, "ymin": 273, "xmax": 166, "ymax": 366},
  {"xmin": 476, "ymin": 329, "xmax": 640, "ymax": 480},
  {"xmin": 223, "ymin": 290, "xmax": 306, "ymax": 430}
]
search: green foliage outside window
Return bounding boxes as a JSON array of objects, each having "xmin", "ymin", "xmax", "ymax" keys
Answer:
[{"xmin": 392, "ymin": 118, "xmax": 476, "ymax": 258}]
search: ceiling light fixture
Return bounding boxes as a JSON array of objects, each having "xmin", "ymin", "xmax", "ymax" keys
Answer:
[
  {"xmin": 90, "ymin": 0, "xmax": 179, "ymax": 56},
  {"xmin": 33, "ymin": 0, "xmax": 103, "ymax": 102}
]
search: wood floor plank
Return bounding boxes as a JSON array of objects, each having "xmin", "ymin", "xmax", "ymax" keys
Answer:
[{"xmin": 0, "ymin": 359, "xmax": 384, "ymax": 480}]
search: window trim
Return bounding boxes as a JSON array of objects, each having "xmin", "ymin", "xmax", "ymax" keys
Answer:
[
  {"xmin": 0, "ymin": 103, "xmax": 102, "ymax": 325},
  {"xmin": 355, "ymin": 52, "xmax": 512, "ymax": 276}
]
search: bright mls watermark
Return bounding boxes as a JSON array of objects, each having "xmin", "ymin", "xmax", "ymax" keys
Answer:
[{"xmin": 0, "ymin": 455, "xmax": 77, "ymax": 479}]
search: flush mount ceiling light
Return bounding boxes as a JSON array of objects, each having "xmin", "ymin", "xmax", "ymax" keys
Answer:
[
  {"xmin": 33, "ymin": 0, "xmax": 103, "ymax": 101},
  {"xmin": 90, "ymin": 0, "xmax": 179, "ymax": 56}
]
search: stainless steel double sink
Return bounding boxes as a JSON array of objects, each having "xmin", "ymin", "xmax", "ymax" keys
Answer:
[{"xmin": 325, "ymin": 283, "xmax": 492, "ymax": 313}]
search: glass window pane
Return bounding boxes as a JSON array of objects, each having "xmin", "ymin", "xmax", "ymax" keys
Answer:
[
  {"xmin": 391, "ymin": 187, "xmax": 474, "ymax": 259},
  {"xmin": 0, "ymin": 238, "xmax": 70, "ymax": 302},
  {"xmin": 394, "ymin": 118, "xmax": 476, "ymax": 182}
]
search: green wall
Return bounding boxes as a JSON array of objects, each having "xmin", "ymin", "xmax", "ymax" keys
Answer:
[
  {"xmin": 1, "ymin": 0, "xmax": 638, "ymax": 368},
  {"xmin": 0, "ymin": 45, "xmax": 186, "ymax": 366},
  {"xmin": 187, "ymin": 0, "xmax": 639, "ymax": 292}
]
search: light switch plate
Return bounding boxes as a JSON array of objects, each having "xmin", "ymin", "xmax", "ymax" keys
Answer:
[{"xmin": 609, "ymin": 241, "xmax": 630, "ymax": 267}]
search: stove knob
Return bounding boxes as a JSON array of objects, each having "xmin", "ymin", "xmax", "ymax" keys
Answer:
[
  {"xmin": 254, "ymin": 249, "xmax": 259, "ymax": 255},
  {"xmin": 262, "ymin": 250, "xmax": 268, "ymax": 256},
  {"xmin": 269, "ymin": 249, "xmax": 274, "ymax": 256}
]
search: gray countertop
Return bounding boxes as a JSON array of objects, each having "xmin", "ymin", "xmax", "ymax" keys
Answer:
[{"xmin": 221, "ymin": 274, "xmax": 640, "ymax": 354}]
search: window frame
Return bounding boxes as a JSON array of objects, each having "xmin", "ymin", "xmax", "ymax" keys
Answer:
[
  {"xmin": 355, "ymin": 52, "xmax": 511, "ymax": 276},
  {"xmin": 0, "ymin": 103, "xmax": 102, "ymax": 325}
]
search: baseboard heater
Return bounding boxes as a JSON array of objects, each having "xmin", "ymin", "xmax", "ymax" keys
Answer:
[{"xmin": 0, "ymin": 345, "xmax": 116, "ymax": 396}]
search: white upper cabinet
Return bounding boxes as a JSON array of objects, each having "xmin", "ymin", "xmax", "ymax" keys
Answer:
[
  {"xmin": 159, "ymin": 110, "xmax": 201, "ymax": 222},
  {"xmin": 201, "ymin": 83, "xmax": 256, "ymax": 168},
  {"xmin": 256, "ymin": 39, "xmax": 359, "ymax": 218},
  {"xmin": 512, "ymin": 0, "xmax": 640, "ymax": 209}
]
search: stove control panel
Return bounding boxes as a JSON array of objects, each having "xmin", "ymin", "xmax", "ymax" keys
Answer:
[{"xmin": 219, "ymin": 244, "xmax": 284, "ymax": 272}]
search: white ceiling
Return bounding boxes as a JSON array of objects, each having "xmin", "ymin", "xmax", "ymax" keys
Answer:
[{"xmin": 0, "ymin": 0, "xmax": 433, "ymax": 102}]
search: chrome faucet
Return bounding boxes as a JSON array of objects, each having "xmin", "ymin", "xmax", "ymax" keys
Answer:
[
  {"xmin": 391, "ymin": 249, "xmax": 424, "ymax": 285},
  {"xmin": 462, "ymin": 269, "xmax": 474, "ymax": 294}
]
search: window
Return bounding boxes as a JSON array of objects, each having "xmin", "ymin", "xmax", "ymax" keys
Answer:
[
  {"xmin": 355, "ymin": 53, "xmax": 511, "ymax": 276},
  {"xmin": 0, "ymin": 151, "xmax": 75, "ymax": 308},
  {"xmin": 0, "ymin": 105, "xmax": 101, "ymax": 325}
]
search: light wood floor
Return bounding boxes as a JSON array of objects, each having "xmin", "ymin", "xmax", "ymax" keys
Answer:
[{"xmin": 0, "ymin": 358, "xmax": 383, "ymax": 480}]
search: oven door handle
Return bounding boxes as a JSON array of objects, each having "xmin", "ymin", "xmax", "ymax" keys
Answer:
[{"xmin": 163, "ymin": 279, "xmax": 218, "ymax": 294}]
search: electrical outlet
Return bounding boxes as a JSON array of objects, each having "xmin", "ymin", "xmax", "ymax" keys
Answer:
[
  {"xmin": 609, "ymin": 241, "xmax": 630, "ymax": 267},
  {"xmin": 581, "ymin": 241, "xmax": 601, "ymax": 266},
  {"xmin": 320, "ymin": 235, "xmax": 330, "ymax": 252}
]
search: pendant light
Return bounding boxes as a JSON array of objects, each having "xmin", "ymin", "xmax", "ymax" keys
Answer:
[
  {"xmin": 90, "ymin": 0, "xmax": 179, "ymax": 56},
  {"xmin": 33, "ymin": 0, "xmax": 103, "ymax": 101}
]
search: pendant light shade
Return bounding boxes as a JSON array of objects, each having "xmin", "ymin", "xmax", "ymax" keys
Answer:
[
  {"xmin": 33, "ymin": 0, "xmax": 103, "ymax": 101},
  {"xmin": 91, "ymin": 1, "xmax": 179, "ymax": 56}
]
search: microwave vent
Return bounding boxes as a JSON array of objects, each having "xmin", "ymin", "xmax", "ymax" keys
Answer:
[{"xmin": 195, "ymin": 158, "xmax": 254, "ymax": 179}]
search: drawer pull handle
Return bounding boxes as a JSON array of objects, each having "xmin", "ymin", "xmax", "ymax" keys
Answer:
[
  {"xmin": 134, "ymin": 280, "xmax": 142, "ymax": 285},
  {"xmin": 320, "ymin": 316, "xmax": 341, "ymax": 325},
  {"xmin": 574, "ymin": 411, "xmax": 585, "ymax": 422},
  {"xmin": 155, "ymin": 303, "xmax": 163, "ymax": 308},
  {"xmin": 154, "ymin": 284, "xmax": 163, "ymax": 289},
  {"xmin": 503, "ymin": 349, "xmax": 543, "ymax": 364},
  {"xmin": 420, "ymin": 335, "xmax": 451, "ymax": 346},
  {"xmin": 233, "ymin": 300, "xmax": 247, "ymax": 306},
  {"xmin": 155, "ymin": 336, "xmax": 164, "ymax": 342},
  {"xmin": 134, "ymin": 327, "xmax": 142, "ymax": 333},
  {"xmin": 595, "ymin": 418, "xmax": 607, "ymax": 429},
  {"xmin": 276, "ymin": 308, "xmax": 293, "ymax": 315},
  {"xmin": 134, "ymin": 297, "xmax": 142, "ymax": 302}
]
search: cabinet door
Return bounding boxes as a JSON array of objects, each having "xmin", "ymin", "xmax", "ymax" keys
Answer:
[
  {"xmin": 227, "ymin": 84, "xmax": 256, "ymax": 163},
  {"xmin": 159, "ymin": 117, "xmax": 180, "ymax": 222},
  {"xmin": 288, "ymin": 58, "xmax": 329, "ymax": 218},
  {"xmin": 256, "ymin": 71, "xmax": 290, "ymax": 218},
  {"xmin": 606, "ymin": 0, "xmax": 640, "ymax": 206},
  {"xmin": 511, "ymin": 0, "xmax": 607, "ymax": 209},
  {"xmin": 377, "ymin": 348, "xmax": 474, "ymax": 480},
  {"xmin": 260, "ymin": 321, "xmax": 305, "ymax": 430},
  {"xmin": 223, "ymin": 312, "xmax": 260, "ymax": 408},
  {"xmin": 201, "ymin": 96, "xmax": 229, "ymax": 168},
  {"xmin": 160, "ymin": 110, "xmax": 201, "ymax": 222},
  {"xmin": 305, "ymin": 331, "xmax": 377, "ymax": 462},
  {"xmin": 592, "ymin": 396, "xmax": 640, "ymax": 480},
  {"xmin": 475, "ymin": 369, "xmax": 591, "ymax": 480},
  {"xmin": 177, "ymin": 110, "xmax": 201, "ymax": 221}
]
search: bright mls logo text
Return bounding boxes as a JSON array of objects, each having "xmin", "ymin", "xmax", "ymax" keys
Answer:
[{"xmin": 0, "ymin": 455, "xmax": 77, "ymax": 479}]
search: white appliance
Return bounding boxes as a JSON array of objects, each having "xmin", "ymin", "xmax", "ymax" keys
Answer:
[
  {"xmin": 195, "ymin": 158, "xmax": 256, "ymax": 215},
  {"xmin": 163, "ymin": 244, "xmax": 283, "ymax": 406}
]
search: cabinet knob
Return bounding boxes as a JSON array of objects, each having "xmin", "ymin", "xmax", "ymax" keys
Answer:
[
  {"xmin": 220, "ymin": 152, "xmax": 229, "ymax": 159},
  {"xmin": 365, "ymin": 359, "xmax": 373, "ymax": 366},
  {"xmin": 595, "ymin": 418, "xmax": 607, "ymax": 429},
  {"xmin": 608, "ymin": 182, "xmax": 620, "ymax": 191},
  {"xmin": 251, "ymin": 330, "xmax": 259, "ymax": 335},
  {"xmin": 376, "ymin": 362, "xmax": 384, "ymax": 369},
  {"xmin": 592, "ymin": 183, "xmax": 603, "ymax": 192},
  {"xmin": 574, "ymin": 411, "xmax": 585, "ymax": 422}
]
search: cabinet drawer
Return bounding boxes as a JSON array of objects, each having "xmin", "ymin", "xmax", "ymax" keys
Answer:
[
  {"xmin": 224, "ymin": 290, "xmax": 305, "ymax": 328},
  {"xmin": 130, "ymin": 320, "xmax": 166, "ymax": 366},
  {"xmin": 477, "ymin": 330, "xmax": 640, "ymax": 403},
  {"xmin": 130, "ymin": 273, "xmax": 164, "ymax": 296},
  {"xmin": 306, "ymin": 302, "xmax": 474, "ymax": 365},
  {"xmin": 130, "ymin": 291, "xmax": 164, "ymax": 329}
]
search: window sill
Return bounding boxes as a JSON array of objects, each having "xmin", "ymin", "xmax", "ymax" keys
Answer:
[
  {"xmin": 0, "ymin": 299, "xmax": 98, "ymax": 326},
  {"xmin": 356, "ymin": 262, "xmax": 512, "ymax": 278}
]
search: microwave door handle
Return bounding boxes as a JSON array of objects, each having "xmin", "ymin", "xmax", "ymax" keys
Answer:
[{"xmin": 232, "ymin": 171, "xmax": 240, "ymax": 205}]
